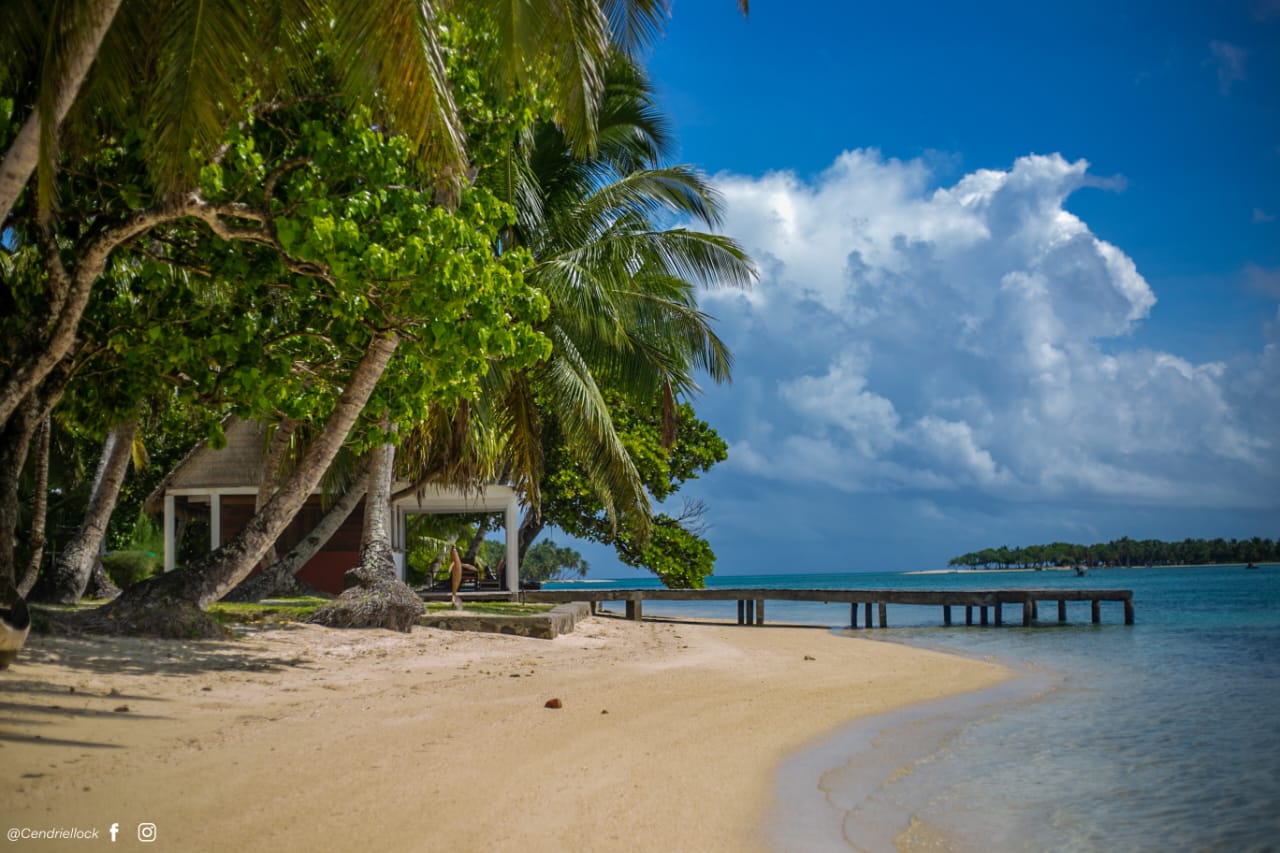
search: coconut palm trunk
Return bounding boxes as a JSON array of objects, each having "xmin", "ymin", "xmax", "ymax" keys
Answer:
[
  {"xmin": 309, "ymin": 429, "xmax": 424, "ymax": 631},
  {"xmin": 32, "ymin": 417, "xmax": 138, "ymax": 604},
  {"xmin": 16, "ymin": 413, "xmax": 51, "ymax": 598},
  {"xmin": 221, "ymin": 458, "xmax": 371, "ymax": 603},
  {"xmin": 81, "ymin": 331, "xmax": 400, "ymax": 636},
  {"xmin": 0, "ymin": 0, "xmax": 124, "ymax": 223}
]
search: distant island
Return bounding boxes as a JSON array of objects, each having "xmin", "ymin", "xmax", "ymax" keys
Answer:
[{"xmin": 949, "ymin": 536, "xmax": 1276, "ymax": 570}]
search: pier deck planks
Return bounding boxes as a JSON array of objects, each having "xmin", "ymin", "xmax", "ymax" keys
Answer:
[{"xmin": 521, "ymin": 587, "xmax": 1135, "ymax": 628}]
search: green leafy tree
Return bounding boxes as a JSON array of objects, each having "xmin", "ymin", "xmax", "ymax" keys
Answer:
[
  {"xmin": 518, "ymin": 539, "xmax": 590, "ymax": 583},
  {"xmin": 533, "ymin": 398, "xmax": 728, "ymax": 588},
  {"xmin": 69, "ymin": 96, "xmax": 548, "ymax": 634}
]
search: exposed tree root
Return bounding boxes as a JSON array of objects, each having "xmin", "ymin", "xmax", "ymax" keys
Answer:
[{"xmin": 307, "ymin": 563, "xmax": 422, "ymax": 633}]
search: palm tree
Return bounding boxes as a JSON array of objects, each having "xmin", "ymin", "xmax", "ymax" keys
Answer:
[
  {"xmin": 2, "ymin": 4, "xmax": 680, "ymax": 630},
  {"xmin": 476, "ymin": 53, "xmax": 754, "ymax": 557},
  {"xmin": 0, "ymin": 0, "xmax": 677, "ymax": 433}
]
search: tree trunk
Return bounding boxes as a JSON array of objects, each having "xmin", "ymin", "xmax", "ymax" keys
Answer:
[
  {"xmin": 518, "ymin": 511, "xmax": 545, "ymax": 563},
  {"xmin": 0, "ymin": 364, "xmax": 70, "ymax": 590},
  {"xmin": 16, "ymin": 414, "xmax": 51, "ymax": 598},
  {"xmin": 464, "ymin": 523, "xmax": 487, "ymax": 568},
  {"xmin": 83, "ymin": 555, "xmax": 121, "ymax": 600},
  {"xmin": 355, "ymin": 437, "xmax": 398, "ymax": 581},
  {"xmin": 309, "ymin": 432, "xmax": 422, "ymax": 632},
  {"xmin": 0, "ymin": 396, "xmax": 42, "ymax": 591},
  {"xmin": 253, "ymin": 417, "xmax": 298, "ymax": 569},
  {"xmin": 0, "ymin": 0, "xmax": 124, "ymax": 223},
  {"xmin": 79, "ymin": 332, "xmax": 400, "ymax": 637},
  {"xmin": 222, "ymin": 459, "xmax": 370, "ymax": 603},
  {"xmin": 32, "ymin": 417, "xmax": 138, "ymax": 604}
]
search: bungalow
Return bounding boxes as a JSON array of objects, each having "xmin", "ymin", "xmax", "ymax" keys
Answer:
[{"xmin": 144, "ymin": 419, "xmax": 521, "ymax": 595}]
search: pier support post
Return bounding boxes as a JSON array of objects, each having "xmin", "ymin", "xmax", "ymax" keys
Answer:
[
  {"xmin": 1023, "ymin": 601, "xmax": 1033, "ymax": 627},
  {"xmin": 864, "ymin": 602, "xmax": 873, "ymax": 629},
  {"xmin": 980, "ymin": 607, "xmax": 989, "ymax": 626},
  {"xmin": 1091, "ymin": 599, "xmax": 1101, "ymax": 624},
  {"xmin": 878, "ymin": 602, "xmax": 888, "ymax": 628},
  {"xmin": 737, "ymin": 600, "xmax": 745, "ymax": 625},
  {"xmin": 965, "ymin": 606, "xmax": 973, "ymax": 626},
  {"xmin": 745, "ymin": 599, "xmax": 755, "ymax": 625},
  {"xmin": 1031, "ymin": 600, "xmax": 1039, "ymax": 620},
  {"xmin": 626, "ymin": 598, "xmax": 642, "ymax": 621},
  {"xmin": 1124, "ymin": 598, "xmax": 1135, "ymax": 625},
  {"xmin": 994, "ymin": 602, "xmax": 1003, "ymax": 626},
  {"xmin": 850, "ymin": 603, "xmax": 858, "ymax": 629},
  {"xmin": 755, "ymin": 599, "xmax": 765, "ymax": 626},
  {"xmin": 1058, "ymin": 600, "xmax": 1067, "ymax": 622},
  {"xmin": 943, "ymin": 605, "xmax": 952, "ymax": 626}
]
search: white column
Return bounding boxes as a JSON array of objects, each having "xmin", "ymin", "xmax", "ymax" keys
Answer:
[
  {"xmin": 164, "ymin": 494, "xmax": 176, "ymax": 572},
  {"xmin": 210, "ymin": 492, "xmax": 222, "ymax": 553},
  {"xmin": 505, "ymin": 499, "xmax": 520, "ymax": 593}
]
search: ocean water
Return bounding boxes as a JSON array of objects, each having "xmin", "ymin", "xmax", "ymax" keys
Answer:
[{"xmin": 547, "ymin": 565, "xmax": 1280, "ymax": 852}]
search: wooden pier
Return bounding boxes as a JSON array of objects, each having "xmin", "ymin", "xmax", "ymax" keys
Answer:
[{"xmin": 521, "ymin": 588, "xmax": 1135, "ymax": 628}]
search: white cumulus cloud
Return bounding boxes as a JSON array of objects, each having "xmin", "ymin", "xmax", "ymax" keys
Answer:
[{"xmin": 701, "ymin": 150, "xmax": 1278, "ymax": 510}]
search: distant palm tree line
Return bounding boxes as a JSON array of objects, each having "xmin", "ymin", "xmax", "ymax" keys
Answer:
[{"xmin": 948, "ymin": 537, "xmax": 1278, "ymax": 570}]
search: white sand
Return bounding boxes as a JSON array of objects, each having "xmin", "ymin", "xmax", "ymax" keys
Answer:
[{"xmin": 2, "ymin": 616, "xmax": 1009, "ymax": 851}]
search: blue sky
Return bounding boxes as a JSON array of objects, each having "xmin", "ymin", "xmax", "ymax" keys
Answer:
[{"xmin": 566, "ymin": 0, "xmax": 1279, "ymax": 577}]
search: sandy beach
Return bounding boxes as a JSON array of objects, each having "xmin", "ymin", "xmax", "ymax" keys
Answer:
[{"xmin": 2, "ymin": 615, "xmax": 1009, "ymax": 852}]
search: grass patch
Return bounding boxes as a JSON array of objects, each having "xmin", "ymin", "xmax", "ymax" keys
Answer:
[
  {"xmin": 425, "ymin": 602, "xmax": 555, "ymax": 616},
  {"xmin": 208, "ymin": 596, "xmax": 331, "ymax": 625}
]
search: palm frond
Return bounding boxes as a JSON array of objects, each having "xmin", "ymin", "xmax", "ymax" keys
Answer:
[
  {"xmin": 495, "ymin": 370, "xmax": 544, "ymax": 509},
  {"xmin": 600, "ymin": 0, "xmax": 670, "ymax": 58},
  {"xmin": 539, "ymin": 327, "xmax": 650, "ymax": 535},
  {"xmin": 330, "ymin": 0, "xmax": 468, "ymax": 185},
  {"xmin": 145, "ymin": 0, "xmax": 257, "ymax": 198}
]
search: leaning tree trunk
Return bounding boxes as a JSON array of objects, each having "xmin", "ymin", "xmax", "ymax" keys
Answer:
[
  {"xmin": 32, "ymin": 417, "xmax": 137, "ymax": 604},
  {"xmin": 77, "ymin": 332, "xmax": 401, "ymax": 637},
  {"xmin": 0, "ymin": 0, "xmax": 125, "ymax": 223},
  {"xmin": 16, "ymin": 414, "xmax": 51, "ymax": 597},
  {"xmin": 222, "ymin": 459, "xmax": 370, "ymax": 603},
  {"xmin": 82, "ymin": 543, "xmax": 121, "ymax": 601},
  {"xmin": 309, "ymin": 430, "xmax": 421, "ymax": 632},
  {"xmin": 253, "ymin": 417, "xmax": 298, "ymax": 569}
]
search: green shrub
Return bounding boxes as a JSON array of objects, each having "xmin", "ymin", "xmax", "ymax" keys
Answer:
[{"xmin": 101, "ymin": 550, "xmax": 157, "ymax": 589}]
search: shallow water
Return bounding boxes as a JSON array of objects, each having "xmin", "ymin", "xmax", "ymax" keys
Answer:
[{"xmin": 551, "ymin": 565, "xmax": 1280, "ymax": 852}]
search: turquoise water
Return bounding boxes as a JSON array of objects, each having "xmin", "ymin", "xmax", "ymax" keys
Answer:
[{"xmin": 548, "ymin": 565, "xmax": 1280, "ymax": 851}]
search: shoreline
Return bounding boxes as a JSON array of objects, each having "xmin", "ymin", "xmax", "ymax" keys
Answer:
[
  {"xmin": 770, "ymin": 642, "xmax": 1057, "ymax": 852},
  {"xmin": 2, "ymin": 617, "xmax": 1010, "ymax": 851}
]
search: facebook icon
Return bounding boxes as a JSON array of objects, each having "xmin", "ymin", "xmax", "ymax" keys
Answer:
[{"xmin": 110, "ymin": 823, "xmax": 119, "ymax": 842}]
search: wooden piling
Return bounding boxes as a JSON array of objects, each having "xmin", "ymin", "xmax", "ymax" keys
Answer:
[{"xmin": 520, "ymin": 587, "xmax": 1134, "ymax": 630}]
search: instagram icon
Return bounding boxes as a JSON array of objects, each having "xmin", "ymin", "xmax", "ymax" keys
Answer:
[{"xmin": 137, "ymin": 823, "xmax": 157, "ymax": 843}]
